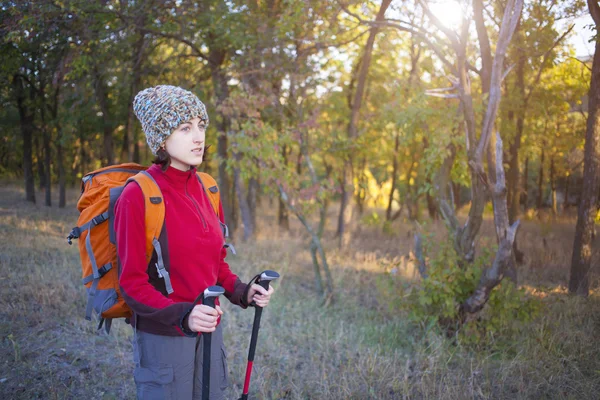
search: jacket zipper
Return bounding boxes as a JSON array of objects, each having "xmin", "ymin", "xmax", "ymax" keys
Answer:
[{"xmin": 185, "ymin": 176, "xmax": 207, "ymax": 230}]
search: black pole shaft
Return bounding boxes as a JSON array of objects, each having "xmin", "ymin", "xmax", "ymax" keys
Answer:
[
  {"xmin": 247, "ymin": 307, "xmax": 263, "ymax": 362},
  {"xmin": 203, "ymin": 296, "xmax": 216, "ymax": 400}
]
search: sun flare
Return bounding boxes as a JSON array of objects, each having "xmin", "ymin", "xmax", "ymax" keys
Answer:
[{"xmin": 429, "ymin": 0, "xmax": 465, "ymax": 30}]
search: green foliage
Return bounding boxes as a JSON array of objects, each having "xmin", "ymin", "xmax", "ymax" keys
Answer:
[
  {"xmin": 382, "ymin": 235, "xmax": 540, "ymax": 346},
  {"xmin": 408, "ymin": 237, "xmax": 483, "ymax": 321},
  {"xmin": 361, "ymin": 211, "xmax": 381, "ymax": 227},
  {"xmin": 461, "ymin": 281, "xmax": 541, "ymax": 347}
]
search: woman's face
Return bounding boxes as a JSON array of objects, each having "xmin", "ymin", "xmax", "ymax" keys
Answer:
[{"xmin": 164, "ymin": 117, "xmax": 206, "ymax": 171}]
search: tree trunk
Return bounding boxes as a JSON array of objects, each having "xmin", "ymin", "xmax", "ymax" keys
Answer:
[
  {"xmin": 386, "ymin": 133, "xmax": 400, "ymax": 221},
  {"xmin": 57, "ymin": 132, "xmax": 66, "ymax": 208},
  {"xmin": 93, "ymin": 67, "xmax": 114, "ymax": 165},
  {"xmin": 15, "ymin": 77, "xmax": 36, "ymax": 203},
  {"xmin": 278, "ymin": 145, "xmax": 290, "ymax": 230},
  {"xmin": 427, "ymin": 189, "xmax": 438, "ymax": 219},
  {"xmin": 233, "ymin": 165, "xmax": 254, "ymax": 242},
  {"xmin": 426, "ymin": 0, "xmax": 523, "ymax": 310},
  {"xmin": 523, "ymin": 157, "xmax": 529, "ymax": 209},
  {"xmin": 569, "ymin": 2, "xmax": 600, "ymax": 296},
  {"xmin": 41, "ymin": 109, "xmax": 52, "ymax": 207},
  {"xmin": 537, "ymin": 145, "xmax": 545, "ymax": 209},
  {"xmin": 550, "ymin": 157, "xmax": 557, "ymax": 215},
  {"xmin": 123, "ymin": 30, "xmax": 146, "ymax": 163},
  {"xmin": 461, "ymin": 134, "xmax": 520, "ymax": 314},
  {"xmin": 247, "ymin": 174, "xmax": 258, "ymax": 233},
  {"xmin": 35, "ymin": 135, "xmax": 45, "ymax": 191},
  {"xmin": 279, "ymin": 184, "xmax": 334, "ymax": 299},
  {"xmin": 336, "ymin": 168, "xmax": 352, "ymax": 247},
  {"xmin": 79, "ymin": 127, "xmax": 87, "ymax": 180},
  {"xmin": 210, "ymin": 53, "xmax": 235, "ymax": 236},
  {"xmin": 336, "ymin": 0, "xmax": 391, "ymax": 244},
  {"xmin": 355, "ymin": 156, "xmax": 367, "ymax": 215},
  {"xmin": 564, "ymin": 173, "xmax": 570, "ymax": 210},
  {"xmin": 309, "ymin": 242, "xmax": 325, "ymax": 295},
  {"xmin": 508, "ymin": 56, "xmax": 526, "ymax": 224}
]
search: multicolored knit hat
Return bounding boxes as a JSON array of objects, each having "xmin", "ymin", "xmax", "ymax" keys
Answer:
[{"xmin": 133, "ymin": 85, "xmax": 209, "ymax": 154}]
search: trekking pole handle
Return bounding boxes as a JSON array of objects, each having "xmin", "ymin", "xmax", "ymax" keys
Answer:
[
  {"xmin": 253, "ymin": 270, "xmax": 279, "ymax": 307},
  {"xmin": 257, "ymin": 270, "xmax": 280, "ymax": 291},
  {"xmin": 202, "ymin": 285, "xmax": 225, "ymax": 308}
]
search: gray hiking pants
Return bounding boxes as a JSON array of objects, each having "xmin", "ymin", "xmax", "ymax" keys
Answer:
[{"xmin": 133, "ymin": 324, "xmax": 229, "ymax": 400}]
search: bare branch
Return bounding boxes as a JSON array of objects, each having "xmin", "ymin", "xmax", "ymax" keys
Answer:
[
  {"xmin": 425, "ymin": 92, "xmax": 460, "ymax": 99},
  {"xmin": 461, "ymin": 216, "xmax": 520, "ymax": 315},
  {"xmin": 494, "ymin": 131, "xmax": 506, "ymax": 194},
  {"xmin": 342, "ymin": 4, "xmax": 456, "ymax": 73},
  {"xmin": 567, "ymin": 56, "xmax": 593, "ymax": 72},
  {"xmin": 475, "ymin": 0, "xmax": 524, "ymax": 165},
  {"xmin": 501, "ymin": 63, "xmax": 516, "ymax": 82},
  {"xmin": 299, "ymin": 27, "xmax": 372, "ymax": 55},
  {"xmin": 524, "ymin": 24, "xmax": 576, "ymax": 103},
  {"xmin": 473, "ymin": 0, "xmax": 493, "ymax": 93}
]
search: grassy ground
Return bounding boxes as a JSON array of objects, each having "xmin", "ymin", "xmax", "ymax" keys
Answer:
[{"xmin": 1, "ymin": 182, "xmax": 599, "ymax": 399}]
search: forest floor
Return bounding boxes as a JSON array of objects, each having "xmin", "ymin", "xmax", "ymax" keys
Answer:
[{"xmin": 1, "ymin": 182, "xmax": 599, "ymax": 399}]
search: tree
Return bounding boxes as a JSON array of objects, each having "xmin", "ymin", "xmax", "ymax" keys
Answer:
[
  {"xmin": 336, "ymin": 0, "xmax": 391, "ymax": 248},
  {"xmin": 362, "ymin": 0, "xmax": 524, "ymax": 318},
  {"xmin": 569, "ymin": 0, "xmax": 600, "ymax": 296}
]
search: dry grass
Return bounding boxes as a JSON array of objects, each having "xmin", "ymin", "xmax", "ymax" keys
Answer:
[{"xmin": 1, "ymin": 182, "xmax": 599, "ymax": 399}]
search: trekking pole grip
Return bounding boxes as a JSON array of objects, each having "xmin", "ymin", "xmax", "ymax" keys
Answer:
[
  {"xmin": 202, "ymin": 285, "xmax": 224, "ymax": 308},
  {"xmin": 256, "ymin": 270, "xmax": 279, "ymax": 305}
]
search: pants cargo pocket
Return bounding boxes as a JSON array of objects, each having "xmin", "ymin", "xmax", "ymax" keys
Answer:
[
  {"xmin": 134, "ymin": 365, "xmax": 175, "ymax": 400},
  {"xmin": 220, "ymin": 344, "xmax": 229, "ymax": 391}
]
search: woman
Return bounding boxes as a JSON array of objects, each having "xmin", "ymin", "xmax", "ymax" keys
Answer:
[{"xmin": 114, "ymin": 85, "xmax": 273, "ymax": 399}]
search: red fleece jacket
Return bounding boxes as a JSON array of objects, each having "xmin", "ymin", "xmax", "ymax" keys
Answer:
[{"xmin": 114, "ymin": 164, "xmax": 247, "ymax": 336}]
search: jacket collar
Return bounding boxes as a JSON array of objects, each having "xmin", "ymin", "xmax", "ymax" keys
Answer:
[{"xmin": 149, "ymin": 163, "xmax": 197, "ymax": 189}]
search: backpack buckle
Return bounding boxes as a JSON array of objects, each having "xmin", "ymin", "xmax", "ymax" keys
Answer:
[
  {"xmin": 224, "ymin": 243, "xmax": 237, "ymax": 255},
  {"xmin": 67, "ymin": 227, "xmax": 81, "ymax": 245}
]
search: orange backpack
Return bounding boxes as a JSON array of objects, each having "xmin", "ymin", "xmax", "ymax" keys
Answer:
[{"xmin": 67, "ymin": 163, "xmax": 223, "ymax": 333}]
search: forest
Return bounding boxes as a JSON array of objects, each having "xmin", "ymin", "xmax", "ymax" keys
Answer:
[{"xmin": 1, "ymin": 0, "xmax": 599, "ymax": 399}]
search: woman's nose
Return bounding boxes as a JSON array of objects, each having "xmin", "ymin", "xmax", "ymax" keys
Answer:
[{"xmin": 191, "ymin": 127, "xmax": 204, "ymax": 142}]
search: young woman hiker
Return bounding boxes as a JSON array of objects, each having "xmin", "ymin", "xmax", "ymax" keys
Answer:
[{"xmin": 114, "ymin": 85, "xmax": 274, "ymax": 399}]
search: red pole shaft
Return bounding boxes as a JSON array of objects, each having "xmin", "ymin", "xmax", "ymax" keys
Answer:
[{"xmin": 242, "ymin": 361, "xmax": 254, "ymax": 396}]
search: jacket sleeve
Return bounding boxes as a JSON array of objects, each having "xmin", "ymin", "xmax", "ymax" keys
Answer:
[
  {"xmin": 115, "ymin": 182, "xmax": 192, "ymax": 326},
  {"xmin": 215, "ymin": 200, "xmax": 249, "ymax": 308}
]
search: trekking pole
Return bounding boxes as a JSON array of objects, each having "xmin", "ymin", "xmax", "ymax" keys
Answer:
[
  {"xmin": 240, "ymin": 270, "xmax": 280, "ymax": 400},
  {"xmin": 201, "ymin": 285, "xmax": 225, "ymax": 400}
]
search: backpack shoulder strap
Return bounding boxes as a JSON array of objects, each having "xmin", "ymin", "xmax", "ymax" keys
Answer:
[
  {"xmin": 129, "ymin": 171, "xmax": 165, "ymax": 264},
  {"xmin": 197, "ymin": 171, "xmax": 235, "ymax": 253},
  {"xmin": 197, "ymin": 172, "xmax": 220, "ymax": 218}
]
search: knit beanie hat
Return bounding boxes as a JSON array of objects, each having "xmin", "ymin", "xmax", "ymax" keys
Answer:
[{"xmin": 133, "ymin": 85, "xmax": 209, "ymax": 154}]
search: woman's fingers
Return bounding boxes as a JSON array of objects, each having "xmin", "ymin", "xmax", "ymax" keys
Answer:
[
  {"xmin": 252, "ymin": 285, "xmax": 275, "ymax": 307},
  {"xmin": 188, "ymin": 304, "xmax": 222, "ymax": 332}
]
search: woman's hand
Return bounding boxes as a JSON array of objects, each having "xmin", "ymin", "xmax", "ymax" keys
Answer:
[
  {"xmin": 187, "ymin": 304, "xmax": 223, "ymax": 333},
  {"xmin": 247, "ymin": 284, "xmax": 275, "ymax": 308}
]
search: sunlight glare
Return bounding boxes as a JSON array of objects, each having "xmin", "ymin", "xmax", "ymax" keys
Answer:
[{"xmin": 429, "ymin": 0, "xmax": 465, "ymax": 30}]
